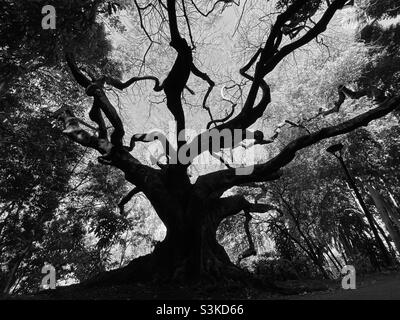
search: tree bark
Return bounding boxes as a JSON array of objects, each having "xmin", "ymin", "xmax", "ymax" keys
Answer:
[{"xmin": 84, "ymin": 193, "xmax": 263, "ymax": 287}]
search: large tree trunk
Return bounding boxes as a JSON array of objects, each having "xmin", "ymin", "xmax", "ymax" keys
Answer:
[
  {"xmin": 83, "ymin": 185, "xmax": 246, "ymax": 287},
  {"xmin": 56, "ymin": 111, "xmax": 277, "ymax": 287}
]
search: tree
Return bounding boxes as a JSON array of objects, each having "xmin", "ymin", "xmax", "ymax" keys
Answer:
[
  {"xmin": 0, "ymin": 1, "xmax": 135, "ymax": 293},
  {"xmin": 0, "ymin": 91, "xmax": 84, "ymax": 294},
  {"xmin": 4, "ymin": 0, "xmax": 400, "ymax": 286}
]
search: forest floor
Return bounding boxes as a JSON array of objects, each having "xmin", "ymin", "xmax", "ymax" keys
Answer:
[
  {"xmin": 7, "ymin": 270, "xmax": 400, "ymax": 300},
  {"xmin": 277, "ymin": 270, "xmax": 400, "ymax": 300}
]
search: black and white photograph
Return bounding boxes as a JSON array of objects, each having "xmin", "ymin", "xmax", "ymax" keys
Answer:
[{"xmin": 1, "ymin": 0, "xmax": 400, "ymax": 313}]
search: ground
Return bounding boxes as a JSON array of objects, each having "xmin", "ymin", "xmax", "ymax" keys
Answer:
[
  {"xmin": 12, "ymin": 271, "xmax": 400, "ymax": 300},
  {"xmin": 283, "ymin": 271, "xmax": 400, "ymax": 300}
]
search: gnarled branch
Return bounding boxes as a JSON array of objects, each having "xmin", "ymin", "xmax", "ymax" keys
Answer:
[
  {"xmin": 105, "ymin": 76, "xmax": 163, "ymax": 92},
  {"xmin": 196, "ymin": 95, "xmax": 400, "ymax": 197}
]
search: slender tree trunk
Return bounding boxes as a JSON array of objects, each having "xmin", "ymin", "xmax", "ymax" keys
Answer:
[
  {"xmin": 367, "ymin": 185, "xmax": 400, "ymax": 256},
  {"xmin": 324, "ymin": 245, "xmax": 342, "ymax": 273},
  {"xmin": 339, "ymin": 228, "xmax": 355, "ymax": 261},
  {"xmin": 339, "ymin": 158, "xmax": 392, "ymax": 266},
  {"xmin": 276, "ymin": 223, "xmax": 330, "ymax": 279},
  {"xmin": 2, "ymin": 243, "xmax": 32, "ymax": 295},
  {"xmin": 375, "ymin": 221, "xmax": 394, "ymax": 249}
]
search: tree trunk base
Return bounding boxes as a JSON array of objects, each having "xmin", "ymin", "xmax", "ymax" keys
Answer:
[{"xmin": 77, "ymin": 239, "xmax": 277, "ymax": 293}]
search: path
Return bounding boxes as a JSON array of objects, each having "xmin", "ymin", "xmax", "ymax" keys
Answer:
[{"xmin": 288, "ymin": 272, "xmax": 400, "ymax": 300}]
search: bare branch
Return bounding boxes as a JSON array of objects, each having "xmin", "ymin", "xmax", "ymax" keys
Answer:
[
  {"xmin": 191, "ymin": 63, "xmax": 216, "ymax": 124},
  {"xmin": 263, "ymin": 0, "xmax": 348, "ymax": 74},
  {"xmin": 65, "ymin": 52, "xmax": 92, "ymax": 88},
  {"xmin": 118, "ymin": 187, "xmax": 142, "ymax": 216},
  {"xmin": 126, "ymin": 131, "xmax": 177, "ymax": 162},
  {"xmin": 190, "ymin": 0, "xmax": 239, "ymax": 18},
  {"xmin": 65, "ymin": 52, "xmax": 125, "ymax": 148},
  {"xmin": 238, "ymin": 210, "xmax": 256, "ymax": 262},
  {"xmin": 322, "ymin": 85, "xmax": 385, "ymax": 116},
  {"xmin": 160, "ymin": 0, "xmax": 194, "ymax": 146},
  {"xmin": 181, "ymin": 0, "xmax": 196, "ymax": 48},
  {"xmin": 196, "ymin": 95, "xmax": 400, "ymax": 196},
  {"xmin": 106, "ymin": 76, "xmax": 163, "ymax": 92},
  {"xmin": 206, "ymin": 85, "xmax": 238, "ymax": 129},
  {"xmin": 55, "ymin": 106, "xmax": 112, "ymax": 155},
  {"xmin": 214, "ymin": 195, "xmax": 276, "ymax": 222}
]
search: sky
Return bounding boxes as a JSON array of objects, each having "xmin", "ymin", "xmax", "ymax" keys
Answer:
[{"xmin": 99, "ymin": 2, "xmax": 361, "ymax": 177}]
